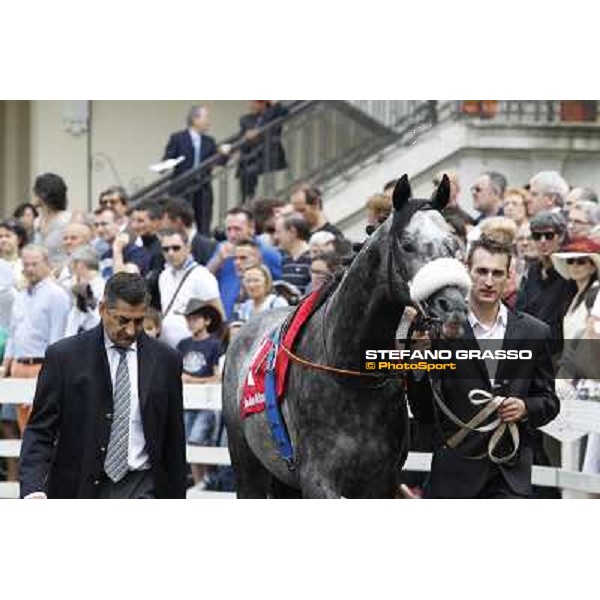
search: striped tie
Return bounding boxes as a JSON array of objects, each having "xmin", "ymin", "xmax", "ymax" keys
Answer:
[{"xmin": 104, "ymin": 347, "xmax": 131, "ymax": 483}]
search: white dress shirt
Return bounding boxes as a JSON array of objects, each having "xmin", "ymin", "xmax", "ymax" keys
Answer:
[
  {"xmin": 189, "ymin": 129, "xmax": 202, "ymax": 167},
  {"xmin": 158, "ymin": 258, "xmax": 220, "ymax": 348},
  {"xmin": 468, "ymin": 302, "xmax": 508, "ymax": 385},
  {"xmin": 103, "ymin": 332, "xmax": 150, "ymax": 471}
]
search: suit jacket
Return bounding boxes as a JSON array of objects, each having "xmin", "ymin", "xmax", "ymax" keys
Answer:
[
  {"xmin": 19, "ymin": 325, "xmax": 187, "ymax": 499},
  {"xmin": 163, "ymin": 129, "xmax": 220, "ymax": 198},
  {"xmin": 407, "ymin": 309, "xmax": 559, "ymax": 498}
]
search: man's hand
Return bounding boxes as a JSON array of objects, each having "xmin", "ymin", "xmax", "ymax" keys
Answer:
[
  {"xmin": 244, "ymin": 128, "xmax": 259, "ymax": 142},
  {"xmin": 498, "ymin": 397, "xmax": 527, "ymax": 423},
  {"xmin": 218, "ymin": 242, "xmax": 234, "ymax": 261}
]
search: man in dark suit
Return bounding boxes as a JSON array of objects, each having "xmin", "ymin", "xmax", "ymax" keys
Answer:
[
  {"xmin": 407, "ymin": 236, "xmax": 559, "ymax": 498},
  {"xmin": 163, "ymin": 105, "xmax": 225, "ymax": 235},
  {"xmin": 236, "ymin": 101, "xmax": 288, "ymax": 201},
  {"xmin": 19, "ymin": 272, "xmax": 187, "ymax": 499}
]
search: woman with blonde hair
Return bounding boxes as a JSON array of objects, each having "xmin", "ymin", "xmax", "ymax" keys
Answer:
[{"xmin": 237, "ymin": 264, "xmax": 288, "ymax": 322}]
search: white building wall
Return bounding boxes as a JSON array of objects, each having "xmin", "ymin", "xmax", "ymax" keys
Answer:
[{"xmin": 29, "ymin": 100, "xmax": 248, "ymax": 213}]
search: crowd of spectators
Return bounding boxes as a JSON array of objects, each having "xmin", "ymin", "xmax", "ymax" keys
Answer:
[{"xmin": 2, "ymin": 141, "xmax": 600, "ymax": 494}]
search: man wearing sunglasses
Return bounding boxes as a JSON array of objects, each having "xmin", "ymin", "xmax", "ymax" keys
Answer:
[
  {"xmin": 517, "ymin": 210, "xmax": 577, "ymax": 357},
  {"xmin": 20, "ymin": 273, "xmax": 187, "ymax": 498},
  {"xmin": 158, "ymin": 229, "xmax": 224, "ymax": 349}
]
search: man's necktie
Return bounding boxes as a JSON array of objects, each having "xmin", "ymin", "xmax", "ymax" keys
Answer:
[{"xmin": 104, "ymin": 347, "xmax": 131, "ymax": 482}]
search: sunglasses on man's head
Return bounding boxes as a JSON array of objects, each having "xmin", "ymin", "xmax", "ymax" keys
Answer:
[
  {"xmin": 566, "ymin": 257, "xmax": 591, "ymax": 266},
  {"xmin": 162, "ymin": 245, "xmax": 183, "ymax": 253},
  {"xmin": 531, "ymin": 231, "xmax": 557, "ymax": 241}
]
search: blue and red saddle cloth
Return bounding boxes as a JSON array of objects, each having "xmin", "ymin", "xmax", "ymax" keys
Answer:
[{"xmin": 240, "ymin": 290, "xmax": 321, "ymax": 468}]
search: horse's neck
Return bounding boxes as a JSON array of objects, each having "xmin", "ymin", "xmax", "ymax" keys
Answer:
[{"xmin": 320, "ymin": 252, "xmax": 405, "ymax": 369}]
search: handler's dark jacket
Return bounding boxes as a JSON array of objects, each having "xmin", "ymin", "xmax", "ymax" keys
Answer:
[
  {"xmin": 19, "ymin": 325, "xmax": 187, "ymax": 499},
  {"xmin": 407, "ymin": 310, "xmax": 559, "ymax": 498}
]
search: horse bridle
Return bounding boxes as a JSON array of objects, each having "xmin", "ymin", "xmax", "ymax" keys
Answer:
[{"xmin": 281, "ymin": 203, "xmax": 445, "ymax": 383}]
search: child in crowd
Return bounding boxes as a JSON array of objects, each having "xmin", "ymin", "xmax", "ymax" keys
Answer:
[
  {"xmin": 143, "ymin": 307, "xmax": 162, "ymax": 339},
  {"xmin": 176, "ymin": 298, "xmax": 223, "ymax": 487}
]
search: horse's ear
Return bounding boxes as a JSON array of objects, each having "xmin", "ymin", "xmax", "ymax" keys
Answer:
[
  {"xmin": 392, "ymin": 174, "xmax": 412, "ymax": 211},
  {"xmin": 432, "ymin": 174, "xmax": 451, "ymax": 211}
]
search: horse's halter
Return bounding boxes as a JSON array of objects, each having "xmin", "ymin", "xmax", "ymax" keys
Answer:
[{"xmin": 384, "ymin": 201, "xmax": 449, "ymax": 341}]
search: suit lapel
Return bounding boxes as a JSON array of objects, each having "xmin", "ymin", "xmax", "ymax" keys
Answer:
[
  {"xmin": 95, "ymin": 325, "xmax": 113, "ymax": 404},
  {"xmin": 460, "ymin": 320, "xmax": 491, "ymax": 382},
  {"xmin": 137, "ymin": 332, "xmax": 157, "ymax": 414},
  {"xmin": 495, "ymin": 310, "xmax": 521, "ymax": 385}
]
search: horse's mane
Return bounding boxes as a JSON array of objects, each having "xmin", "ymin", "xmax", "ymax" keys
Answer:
[{"xmin": 313, "ymin": 268, "xmax": 345, "ymax": 312}]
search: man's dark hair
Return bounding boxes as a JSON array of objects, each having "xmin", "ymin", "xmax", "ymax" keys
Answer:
[
  {"xmin": 33, "ymin": 173, "xmax": 68, "ymax": 212},
  {"xmin": 100, "ymin": 185, "xmax": 129, "ymax": 205},
  {"xmin": 227, "ymin": 206, "xmax": 254, "ymax": 222},
  {"xmin": 0, "ymin": 219, "xmax": 28, "ymax": 249},
  {"xmin": 383, "ymin": 179, "xmax": 398, "ymax": 193},
  {"xmin": 284, "ymin": 214, "xmax": 311, "ymax": 241},
  {"xmin": 164, "ymin": 196, "xmax": 195, "ymax": 229},
  {"xmin": 158, "ymin": 228, "xmax": 189, "ymax": 245},
  {"xmin": 484, "ymin": 171, "xmax": 508, "ymax": 198},
  {"xmin": 304, "ymin": 186, "xmax": 323, "ymax": 209},
  {"xmin": 467, "ymin": 235, "xmax": 512, "ymax": 271},
  {"xmin": 104, "ymin": 273, "xmax": 149, "ymax": 308},
  {"xmin": 251, "ymin": 197, "xmax": 286, "ymax": 234},
  {"xmin": 132, "ymin": 200, "xmax": 164, "ymax": 221},
  {"xmin": 235, "ymin": 238, "xmax": 259, "ymax": 249},
  {"xmin": 13, "ymin": 202, "xmax": 38, "ymax": 220}
]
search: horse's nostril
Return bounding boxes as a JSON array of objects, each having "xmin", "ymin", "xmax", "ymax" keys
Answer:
[{"xmin": 437, "ymin": 298, "xmax": 450, "ymax": 312}]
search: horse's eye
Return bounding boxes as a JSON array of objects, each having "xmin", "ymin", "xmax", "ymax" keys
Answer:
[{"xmin": 402, "ymin": 241, "xmax": 416, "ymax": 253}]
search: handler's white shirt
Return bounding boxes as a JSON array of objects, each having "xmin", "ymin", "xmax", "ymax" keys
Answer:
[
  {"xmin": 159, "ymin": 259, "xmax": 220, "ymax": 348},
  {"xmin": 468, "ymin": 302, "xmax": 508, "ymax": 385},
  {"xmin": 103, "ymin": 334, "xmax": 150, "ymax": 471}
]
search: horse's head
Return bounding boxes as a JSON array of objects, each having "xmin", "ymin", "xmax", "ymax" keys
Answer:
[{"xmin": 383, "ymin": 173, "xmax": 470, "ymax": 337}]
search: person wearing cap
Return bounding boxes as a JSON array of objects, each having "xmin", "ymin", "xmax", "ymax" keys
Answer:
[
  {"xmin": 176, "ymin": 298, "xmax": 223, "ymax": 486},
  {"xmin": 517, "ymin": 210, "xmax": 577, "ymax": 356},
  {"xmin": 158, "ymin": 228, "xmax": 223, "ymax": 349}
]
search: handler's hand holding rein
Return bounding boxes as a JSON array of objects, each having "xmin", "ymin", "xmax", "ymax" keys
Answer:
[
  {"xmin": 444, "ymin": 389, "xmax": 524, "ymax": 465},
  {"xmin": 498, "ymin": 396, "xmax": 527, "ymax": 423}
]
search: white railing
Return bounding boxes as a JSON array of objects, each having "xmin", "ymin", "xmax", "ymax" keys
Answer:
[{"xmin": 1, "ymin": 380, "xmax": 600, "ymax": 499}]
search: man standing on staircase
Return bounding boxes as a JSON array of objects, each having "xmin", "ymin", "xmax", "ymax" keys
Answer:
[{"xmin": 163, "ymin": 105, "xmax": 227, "ymax": 235}]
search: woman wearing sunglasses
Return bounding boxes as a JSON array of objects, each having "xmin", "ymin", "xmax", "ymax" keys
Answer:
[
  {"xmin": 517, "ymin": 210, "xmax": 576, "ymax": 359},
  {"xmin": 552, "ymin": 238, "xmax": 600, "ymax": 493},
  {"xmin": 552, "ymin": 238, "xmax": 600, "ymax": 343}
]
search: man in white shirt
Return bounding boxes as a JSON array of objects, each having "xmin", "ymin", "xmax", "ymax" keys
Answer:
[{"xmin": 158, "ymin": 229, "xmax": 224, "ymax": 348}]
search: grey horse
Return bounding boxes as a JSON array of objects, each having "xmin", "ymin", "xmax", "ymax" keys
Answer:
[{"xmin": 222, "ymin": 174, "xmax": 468, "ymax": 498}]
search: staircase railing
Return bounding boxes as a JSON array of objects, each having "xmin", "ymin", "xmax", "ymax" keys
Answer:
[{"xmin": 129, "ymin": 100, "xmax": 400, "ymax": 225}]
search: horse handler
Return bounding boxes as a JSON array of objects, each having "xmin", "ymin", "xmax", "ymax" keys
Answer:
[
  {"xmin": 19, "ymin": 273, "xmax": 187, "ymax": 499},
  {"xmin": 407, "ymin": 236, "xmax": 559, "ymax": 498}
]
